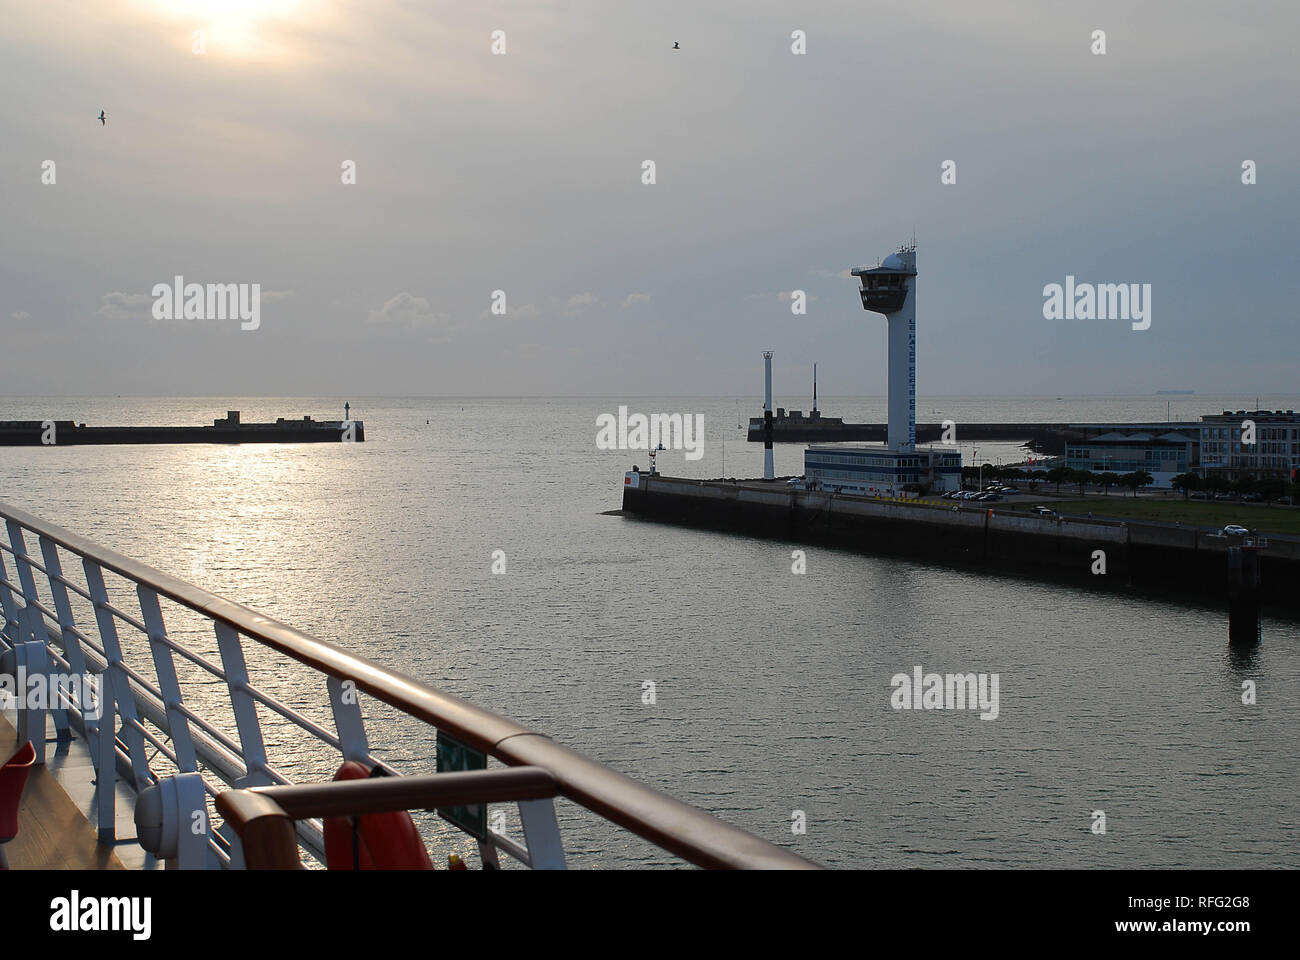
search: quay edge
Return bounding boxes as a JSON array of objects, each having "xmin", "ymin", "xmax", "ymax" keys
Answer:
[{"xmin": 621, "ymin": 472, "xmax": 1300, "ymax": 609}]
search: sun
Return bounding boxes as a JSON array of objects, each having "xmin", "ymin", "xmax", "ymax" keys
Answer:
[{"xmin": 145, "ymin": 0, "xmax": 309, "ymax": 59}]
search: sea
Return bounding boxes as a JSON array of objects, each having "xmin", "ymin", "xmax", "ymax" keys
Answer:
[{"xmin": 1, "ymin": 394, "xmax": 1297, "ymax": 868}]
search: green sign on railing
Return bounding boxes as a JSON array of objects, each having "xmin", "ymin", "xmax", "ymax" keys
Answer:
[{"xmin": 435, "ymin": 731, "xmax": 488, "ymax": 840}]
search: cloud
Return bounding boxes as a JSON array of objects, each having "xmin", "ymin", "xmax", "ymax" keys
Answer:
[
  {"xmin": 621, "ymin": 293, "xmax": 651, "ymax": 309},
  {"xmin": 94, "ymin": 288, "xmax": 295, "ymax": 328},
  {"xmin": 562, "ymin": 292, "xmax": 600, "ymax": 316},
  {"xmin": 366, "ymin": 292, "xmax": 449, "ymax": 330},
  {"xmin": 95, "ymin": 292, "xmax": 153, "ymax": 321},
  {"xmin": 477, "ymin": 300, "xmax": 541, "ymax": 321},
  {"xmin": 10, "ymin": 311, "xmax": 32, "ymax": 323},
  {"xmin": 489, "ymin": 292, "xmax": 601, "ymax": 321}
]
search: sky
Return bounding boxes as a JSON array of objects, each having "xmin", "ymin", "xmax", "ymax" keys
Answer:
[{"xmin": 1, "ymin": 0, "xmax": 1297, "ymax": 397}]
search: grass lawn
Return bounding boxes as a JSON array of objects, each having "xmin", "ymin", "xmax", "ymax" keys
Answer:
[{"xmin": 1053, "ymin": 498, "xmax": 1300, "ymax": 536}]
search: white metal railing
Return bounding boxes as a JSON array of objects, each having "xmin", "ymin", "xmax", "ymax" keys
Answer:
[
  {"xmin": 0, "ymin": 501, "xmax": 816, "ymax": 870},
  {"xmin": 1, "ymin": 512, "xmax": 392, "ymax": 868}
]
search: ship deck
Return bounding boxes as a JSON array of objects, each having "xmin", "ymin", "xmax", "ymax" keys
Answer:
[{"xmin": 1, "ymin": 711, "xmax": 124, "ymax": 870}]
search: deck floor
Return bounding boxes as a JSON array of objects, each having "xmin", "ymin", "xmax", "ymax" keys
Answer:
[{"xmin": 1, "ymin": 712, "xmax": 124, "ymax": 870}]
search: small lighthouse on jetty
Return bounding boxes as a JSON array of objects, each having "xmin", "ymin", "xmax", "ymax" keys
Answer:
[
  {"xmin": 762, "ymin": 350, "xmax": 775, "ymax": 480},
  {"xmin": 802, "ymin": 244, "xmax": 961, "ymax": 495}
]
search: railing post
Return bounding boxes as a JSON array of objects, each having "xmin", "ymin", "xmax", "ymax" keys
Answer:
[
  {"xmin": 213, "ymin": 622, "xmax": 272, "ymax": 787},
  {"xmin": 518, "ymin": 798, "xmax": 566, "ymax": 870},
  {"xmin": 0, "ymin": 546, "xmax": 19, "ymax": 643},
  {"xmin": 173, "ymin": 772, "xmax": 212, "ymax": 869},
  {"xmin": 326, "ymin": 675, "xmax": 369, "ymax": 763},
  {"xmin": 39, "ymin": 608, "xmax": 74, "ymax": 744},
  {"xmin": 96, "ymin": 691, "xmax": 117, "ymax": 842},
  {"xmin": 3, "ymin": 520, "xmax": 64, "ymax": 762},
  {"xmin": 38, "ymin": 537, "xmax": 101, "ymax": 753},
  {"xmin": 83, "ymin": 560, "xmax": 152, "ymax": 790},
  {"xmin": 5, "ymin": 522, "xmax": 54, "ymax": 702},
  {"xmin": 138, "ymin": 587, "xmax": 199, "ymax": 773},
  {"xmin": 4, "ymin": 522, "xmax": 43, "ymax": 644}
]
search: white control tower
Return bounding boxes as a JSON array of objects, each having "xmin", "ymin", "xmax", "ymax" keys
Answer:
[
  {"xmin": 802, "ymin": 244, "xmax": 956, "ymax": 496},
  {"xmin": 851, "ymin": 245, "xmax": 917, "ymax": 452}
]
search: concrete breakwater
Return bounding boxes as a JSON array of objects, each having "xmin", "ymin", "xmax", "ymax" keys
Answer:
[
  {"xmin": 0, "ymin": 411, "xmax": 363, "ymax": 445},
  {"xmin": 745, "ymin": 419, "xmax": 1083, "ymax": 453},
  {"xmin": 621, "ymin": 474, "xmax": 1300, "ymax": 609}
]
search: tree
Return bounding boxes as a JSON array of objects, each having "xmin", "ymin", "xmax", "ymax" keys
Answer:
[
  {"xmin": 1047, "ymin": 466, "xmax": 1070, "ymax": 495},
  {"xmin": 1170, "ymin": 472, "xmax": 1199, "ymax": 500},
  {"xmin": 1121, "ymin": 470, "xmax": 1153, "ymax": 497},
  {"xmin": 1069, "ymin": 468, "xmax": 1095, "ymax": 496},
  {"xmin": 1256, "ymin": 477, "xmax": 1285, "ymax": 503},
  {"xmin": 1096, "ymin": 472, "xmax": 1121, "ymax": 496},
  {"xmin": 1203, "ymin": 473, "xmax": 1231, "ymax": 494}
]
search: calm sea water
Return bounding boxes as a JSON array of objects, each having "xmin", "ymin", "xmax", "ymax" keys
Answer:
[{"xmin": 1, "ymin": 395, "xmax": 1297, "ymax": 868}]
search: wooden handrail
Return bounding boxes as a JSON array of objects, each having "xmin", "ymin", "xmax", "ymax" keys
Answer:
[
  {"xmin": 216, "ymin": 768, "xmax": 561, "ymax": 869},
  {"xmin": 215, "ymin": 790, "xmax": 301, "ymax": 870},
  {"xmin": 245, "ymin": 767, "xmax": 557, "ymax": 820}
]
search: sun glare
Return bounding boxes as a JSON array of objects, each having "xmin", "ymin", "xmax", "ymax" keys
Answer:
[{"xmin": 146, "ymin": 0, "xmax": 310, "ymax": 59}]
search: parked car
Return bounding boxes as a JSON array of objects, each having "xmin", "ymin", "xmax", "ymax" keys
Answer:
[
  {"xmin": 1033, "ymin": 506, "xmax": 1054, "ymax": 516},
  {"xmin": 1189, "ymin": 491, "xmax": 1209, "ymax": 500},
  {"xmin": 1220, "ymin": 524, "xmax": 1250, "ymax": 536},
  {"xmin": 1214, "ymin": 493, "xmax": 1235, "ymax": 501},
  {"xmin": 1241, "ymin": 492, "xmax": 1262, "ymax": 502}
]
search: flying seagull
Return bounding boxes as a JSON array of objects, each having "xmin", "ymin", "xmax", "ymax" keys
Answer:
[
  {"xmin": 672, "ymin": 42, "xmax": 680, "ymax": 49},
  {"xmin": 98, "ymin": 110, "xmax": 105, "ymax": 125}
]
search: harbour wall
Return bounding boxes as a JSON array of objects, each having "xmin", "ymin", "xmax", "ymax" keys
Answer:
[
  {"xmin": 0, "ymin": 420, "xmax": 364, "ymax": 445},
  {"xmin": 746, "ymin": 420, "xmax": 1081, "ymax": 452},
  {"xmin": 622, "ymin": 475, "xmax": 1300, "ymax": 608}
]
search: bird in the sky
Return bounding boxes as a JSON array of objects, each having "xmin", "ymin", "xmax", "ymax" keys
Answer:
[
  {"xmin": 98, "ymin": 110, "xmax": 105, "ymax": 125},
  {"xmin": 672, "ymin": 42, "xmax": 680, "ymax": 49}
]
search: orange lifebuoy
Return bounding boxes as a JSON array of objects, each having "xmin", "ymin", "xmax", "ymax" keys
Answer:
[{"xmin": 323, "ymin": 761, "xmax": 436, "ymax": 870}]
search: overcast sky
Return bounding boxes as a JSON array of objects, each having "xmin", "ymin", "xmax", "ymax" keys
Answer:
[{"xmin": 2, "ymin": 0, "xmax": 1297, "ymax": 397}]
